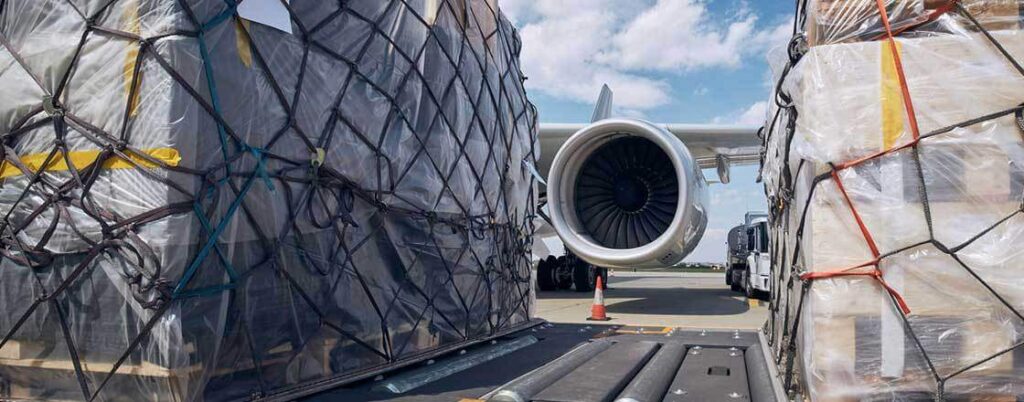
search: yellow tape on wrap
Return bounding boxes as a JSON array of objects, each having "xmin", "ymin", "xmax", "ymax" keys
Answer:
[
  {"xmin": 0, "ymin": 148, "xmax": 181, "ymax": 179},
  {"xmin": 236, "ymin": 19, "xmax": 253, "ymax": 68},
  {"xmin": 880, "ymin": 40, "xmax": 905, "ymax": 150}
]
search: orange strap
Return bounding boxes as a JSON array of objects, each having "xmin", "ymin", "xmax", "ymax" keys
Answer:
[
  {"xmin": 870, "ymin": 0, "xmax": 960, "ymax": 41},
  {"xmin": 831, "ymin": 170, "xmax": 880, "ymax": 258},
  {"xmin": 801, "ymin": 171, "xmax": 910, "ymax": 315},
  {"xmin": 800, "ymin": 261, "xmax": 911, "ymax": 314}
]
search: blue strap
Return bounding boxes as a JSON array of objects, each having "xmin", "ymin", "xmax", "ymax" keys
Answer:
[
  {"xmin": 197, "ymin": 34, "xmax": 235, "ymax": 174},
  {"xmin": 174, "ymin": 160, "xmax": 261, "ymax": 297},
  {"xmin": 191, "ymin": 201, "xmax": 239, "ymax": 281},
  {"xmin": 174, "ymin": 148, "xmax": 275, "ymax": 297},
  {"xmin": 201, "ymin": 0, "xmax": 239, "ymax": 32},
  {"xmin": 175, "ymin": 1, "xmax": 277, "ymax": 298},
  {"xmin": 247, "ymin": 145, "xmax": 276, "ymax": 192}
]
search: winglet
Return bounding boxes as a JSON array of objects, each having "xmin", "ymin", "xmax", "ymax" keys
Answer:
[{"xmin": 590, "ymin": 84, "xmax": 613, "ymax": 123}]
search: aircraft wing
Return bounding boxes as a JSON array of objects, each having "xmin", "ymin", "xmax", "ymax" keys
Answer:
[{"xmin": 537, "ymin": 123, "xmax": 762, "ymax": 182}]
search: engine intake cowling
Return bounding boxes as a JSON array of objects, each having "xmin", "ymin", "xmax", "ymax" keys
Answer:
[{"xmin": 547, "ymin": 119, "xmax": 708, "ymax": 269}]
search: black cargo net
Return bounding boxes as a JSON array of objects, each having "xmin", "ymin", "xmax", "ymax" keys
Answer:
[
  {"xmin": 765, "ymin": 0, "xmax": 1024, "ymax": 399},
  {"xmin": 0, "ymin": 0, "xmax": 537, "ymax": 400}
]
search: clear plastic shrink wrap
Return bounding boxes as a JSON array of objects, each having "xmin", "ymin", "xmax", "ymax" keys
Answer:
[
  {"xmin": 0, "ymin": 0, "xmax": 537, "ymax": 400},
  {"xmin": 764, "ymin": 0, "xmax": 1024, "ymax": 400}
]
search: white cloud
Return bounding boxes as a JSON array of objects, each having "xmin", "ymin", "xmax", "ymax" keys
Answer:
[
  {"xmin": 736, "ymin": 101, "xmax": 768, "ymax": 125},
  {"xmin": 516, "ymin": 1, "xmax": 671, "ymax": 110},
  {"xmin": 497, "ymin": 0, "xmax": 530, "ymax": 24},
  {"xmin": 598, "ymin": 0, "xmax": 753, "ymax": 71},
  {"xmin": 712, "ymin": 101, "xmax": 768, "ymax": 125},
  {"xmin": 506, "ymin": 0, "xmax": 789, "ymax": 111}
]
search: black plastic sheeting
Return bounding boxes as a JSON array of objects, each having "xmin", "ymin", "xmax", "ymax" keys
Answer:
[{"xmin": 0, "ymin": 1, "xmax": 538, "ymax": 400}]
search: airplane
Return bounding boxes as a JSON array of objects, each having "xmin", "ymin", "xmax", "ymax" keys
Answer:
[{"xmin": 532, "ymin": 85, "xmax": 761, "ymax": 291}]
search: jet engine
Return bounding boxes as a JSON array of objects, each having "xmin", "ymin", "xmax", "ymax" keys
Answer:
[{"xmin": 547, "ymin": 119, "xmax": 708, "ymax": 269}]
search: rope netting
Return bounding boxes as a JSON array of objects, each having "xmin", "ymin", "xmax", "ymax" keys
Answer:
[
  {"xmin": 764, "ymin": 0, "xmax": 1024, "ymax": 399},
  {"xmin": 0, "ymin": 0, "xmax": 537, "ymax": 400}
]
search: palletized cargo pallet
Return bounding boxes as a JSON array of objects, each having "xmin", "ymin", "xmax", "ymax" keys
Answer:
[{"xmin": 0, "ymin": 319, "xmax": 544, "ymax": 401}]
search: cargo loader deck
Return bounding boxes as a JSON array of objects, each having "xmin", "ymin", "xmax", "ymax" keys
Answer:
[
  {"xmin": 309, "ymin": 324, "xmax": 786, "ymax": 402},
  {"xmin": 484, "ymin": 326, "xmax": 785, "ymax": 402}
]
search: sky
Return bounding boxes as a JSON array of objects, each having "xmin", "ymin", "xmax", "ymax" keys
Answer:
[{"xmin": 501, "ymin": 0, "xmax": 793, "ymax": 263}]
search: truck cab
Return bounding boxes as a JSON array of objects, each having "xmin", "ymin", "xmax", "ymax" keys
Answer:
[
  {"xmin": 743, "ymin": 218, "xmax": 770, "ymax": 300},
  {"xmin": 725, "ymin": 212, "xmax": 769, "ymax": 299}
]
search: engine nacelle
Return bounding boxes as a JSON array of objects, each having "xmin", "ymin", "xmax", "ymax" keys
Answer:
[{"xmin": 547, "ymin": 119, "xmax": 708, "ymax": 269}]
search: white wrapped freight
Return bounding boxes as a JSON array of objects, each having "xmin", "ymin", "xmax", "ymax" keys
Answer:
[{"xmin": 763, "ymin": 0, "xmax": 1024, "ymax": 400}]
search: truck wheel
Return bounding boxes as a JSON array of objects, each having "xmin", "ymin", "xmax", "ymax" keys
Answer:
[
  {"xmin": 725, "ymin": 269, "xmax": 733, "ymax": 286},
  {"xmin": 730, "ymin": 267, "xmax": 744, "ymax": 292},
  {"xmin": 555, "ymin": 256, "xmax": 574, "ymax": 290},
  {"xmin": 744, "ymin": 272, "xmax": 754, "ymax": 299},
  {"xmin": 537, "ymin": 257, "xmax": 556, "ymax": 291},
  {"xmin": 573, "ymin": 261, "xmax": 595, "ymax": 292}
]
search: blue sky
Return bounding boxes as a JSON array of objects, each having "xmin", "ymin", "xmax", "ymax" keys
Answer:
[{"xmin": 503, "ymin": 0, "xmax": 793, "ymax": 262}]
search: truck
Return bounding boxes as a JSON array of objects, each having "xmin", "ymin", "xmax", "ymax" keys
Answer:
[
  {"xmin": 725, "ymin": 212, "xmax": 769, "ymax": 299},
  {"xmin": 743, "ymin": 217, "xmax": 771, "ymax": 300}
]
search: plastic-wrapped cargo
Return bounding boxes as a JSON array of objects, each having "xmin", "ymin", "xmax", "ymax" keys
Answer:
[
  {"xmin": 763, "ymin": 0, "xmax": 1024, "ymax": 400},
  {"xmin": 806, "ymin": 0, "xmax": 1023, "ymax": 45},
  {"xmin": 0, "ymin": 0, "xmax": 538, "ymax": 400}
]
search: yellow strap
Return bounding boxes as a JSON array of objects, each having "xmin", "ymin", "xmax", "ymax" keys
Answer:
[
  {"xmin": 0, "ymin": 148, "xmax": 181, "ymax": 179},
  {"xmin": 880, "ymin": 40, "xmax": 905, "ymax": 150}
]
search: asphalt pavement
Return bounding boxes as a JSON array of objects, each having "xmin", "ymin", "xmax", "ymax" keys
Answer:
[{"xmin": 537, "ymin": 271, "xmax": 769, "ymax": 329}]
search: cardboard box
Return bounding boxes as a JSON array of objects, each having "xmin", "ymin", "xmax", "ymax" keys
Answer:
[{"xmin": 807, "ymin": 0, "xmax": 1024, "ymax": 46}]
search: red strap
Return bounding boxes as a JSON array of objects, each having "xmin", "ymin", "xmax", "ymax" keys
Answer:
[
  {"xmin": 836, "ymin": 138, "xmax": 918, "ymax": 170},
  {"xmin": 800, "ymin": 263, "xmax": 911, "ymax": 315},
  {"xmin": 801, "ymin": 172, "xmax": 911, "ymax": 314},
  {"xmin": 870, "ymin": 0, "xmax": 960, "ymax": 41},
  {"xmin": 830, "ymin": 171, "xmax": 880, "ymax": 258}
]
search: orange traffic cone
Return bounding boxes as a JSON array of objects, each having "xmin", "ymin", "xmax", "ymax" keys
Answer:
[{"xmin": 587, "ymin": 276, "xmax": 611, "ymax": 321}]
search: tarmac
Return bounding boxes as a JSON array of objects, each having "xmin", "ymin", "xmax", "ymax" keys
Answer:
[
  {"xmin": 306, "ymin": 271, "xmax": 768, "ymax": 401},
  {"xmin": 537, "ymin": 271, "xmax": 768, "ymax": 330}
]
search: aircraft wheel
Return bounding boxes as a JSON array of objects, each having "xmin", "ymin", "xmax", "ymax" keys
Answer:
[
  {"xmin": 573, "ymin": 261, "xmax": 595, "ymax": 292},
  {"xmin": 537, "ymin": 256, "xmax": 557, "ymax": 291},
  {"xmin": 555, "ymin": 257, "xmax": 574, "ymax": 290}
]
